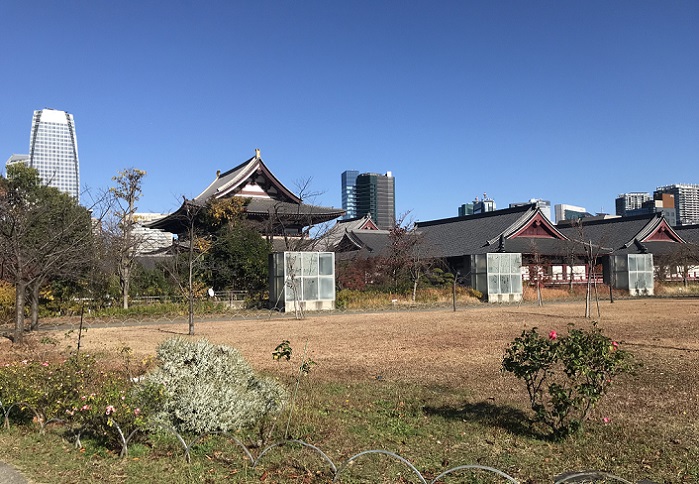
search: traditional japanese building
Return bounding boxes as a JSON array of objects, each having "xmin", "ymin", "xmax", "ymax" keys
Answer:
[
  {"xmin": 317, "ymin": 213, "xmax": 383, "ymax": 252},
  {"xmin": 148, "ymin": 150, "xmax": 344, "ymax": 245}
]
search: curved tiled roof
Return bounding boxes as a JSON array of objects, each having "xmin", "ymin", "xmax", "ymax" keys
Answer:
[
  {"xmin": 557, "ymin": 213, "xmax": 683, "ymax": 252},
  {"xmin": 146, "ymin": 150, "xmax": 343, "ymax": 234},
  {"xmin": 416, "ymin": 204, "xmax": 543, "ymax": 258}
]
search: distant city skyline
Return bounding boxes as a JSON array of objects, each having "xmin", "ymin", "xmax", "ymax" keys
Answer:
[{"xmin": 1, "ymin": 2, "xmax": 697, "ymax": 222}]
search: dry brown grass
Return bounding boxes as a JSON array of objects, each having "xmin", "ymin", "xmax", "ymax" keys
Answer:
[
  {"xmin": 1, "ymin": 297, "xmax": 698, "ymax": 482},
  {"xmin": 17, "ymin": 298, "xmax": 695, "ymax": 390}
]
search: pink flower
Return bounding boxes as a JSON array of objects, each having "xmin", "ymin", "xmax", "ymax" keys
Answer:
[
  {"xmin": 133, "ymin": 408, "xmax": 141, "ymax": 416},
  {"xmin": 41, "ymin": 362, "xmax": 49, "ymax": 367},
  {"xmin": 548, "ymin": 330, "xmax": 557, "ymax": 340},
  {"xmin": 80, "ymin": 396, "xmax": 87, "ymax": 401},
  {"xmin": 105, "ymin": 405, "xmax": 116, "ymax": 416},
  {"xmin": 612, "ymin": 341, "xmax": 619, "ymax": 351},
  {"xmin": 603, "ymin": 417, "xmax": 610, "ymax": 424},
  {"xmin": 80, "ymin": 405, "xmax": 90, "ymax": 411}
]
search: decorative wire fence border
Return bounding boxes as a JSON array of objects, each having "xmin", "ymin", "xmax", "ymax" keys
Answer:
[{"xmin": 0, "ymin": 405, "xmax": 654, "ymax": 483}]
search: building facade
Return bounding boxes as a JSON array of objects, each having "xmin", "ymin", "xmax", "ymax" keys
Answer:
[
  {"xmin": 341, "ymin": 170, "xmax": 359, "ymax": 220},
  {"xmin": 615, "ymin": 192, "xmax": 651, "ymax": 217},
  {"xmin": 472, "ymin": 194, "xmax": 496, "ymax": 215},
  {"xmin": 510, "ymin": 199, "xmax": 551, "ymax": 221},
  {"xmin": 654, "ymin": 184, "xmax": 699, "ymax": 226},
  {"xmin": 132, "ymin": 213, "xmax": 174, "ymax": 254},
  {"xmin": 355, "ymin": 171, "xmax": 395, "ymax": 230},
  {"xmin": 27, "ymin": 108, "xmax": 80, "ymax": 199},
  {"xmin": 458, "ymin": 203, "xmax": 474, "ymax": 217},
  {"xmin": 554, "ymin": 203, "xmax": 590, "ymax": 224}
]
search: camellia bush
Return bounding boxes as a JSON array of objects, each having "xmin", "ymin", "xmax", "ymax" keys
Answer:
[
  {"xmin": 144, "ymin": 338, "xmax": 287, "ymax": 436},
  {"xmin": 502, "ymin": 323, "xmax": 633, "ymax": 439},
  {"xmin": 0, "ymin": 351, "xmax": 155, "ymax": 455}
]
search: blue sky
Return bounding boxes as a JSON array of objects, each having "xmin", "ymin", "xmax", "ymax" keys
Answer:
[{"xmin": 1, "ymin": 1, "xmax": 697, "ymax": 223}]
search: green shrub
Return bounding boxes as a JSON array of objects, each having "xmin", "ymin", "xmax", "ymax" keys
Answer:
[
  {"xmin": 0, "ymin": 354, "xmax": 100, "ymax": 428},
  {"xmin": 144, "ymin": 338, "xmax": 287, "ymax": 435},
  {"xmin": 502, "ymin": 323, "xmax": 632, "ymax": 439}
]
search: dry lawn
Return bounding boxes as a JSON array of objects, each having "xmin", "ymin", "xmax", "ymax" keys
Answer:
[
  {"xmin": 56, "ymin": 299, "xmax": 698, "ymax": 386},
  {"xmin": 1, "ymin": 298, "xmax": 698, "ymax": 482}
]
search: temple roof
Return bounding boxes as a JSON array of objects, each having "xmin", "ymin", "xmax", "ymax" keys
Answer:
[
  {"xmin": 674, "ymin": 223, "xmax": 699, "ymax": 245},
  {"xmin": 334, "ymin": 229, "xmax": 392, "ymax": 261},
  {"xmin": 317, "ymin": 213, "xmax": 382, "ymax": 251},
  {"xmin": 193, "ymin": 150, "xmax": 300, "ymax": 204},
  {"xmin": 556, "ymin": 212, "xmax": 684, "ymax": 255},
  {"xmin": 147, "ymin": 150, "xmax": 344, "ymax": 233},
  {"xmin": 416, "ymin": 204, "xmax": 578, "ymax": 258}
]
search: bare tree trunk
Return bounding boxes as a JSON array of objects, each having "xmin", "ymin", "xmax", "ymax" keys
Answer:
[
  {"xmin": 452, "ymin": 275, "xmax": 457, "ymax": 312},
  {"xmin": 30, "ymin": 281, "xmax": 40, "ymax": 331},
  {"xmin": 121, "ymin": 265, "xmax": 130, "ymax": 309},
  {"xmin": 593, "ymin": 265, "xmax": 601, "ymax": 318},
  {"xmin": 188, "ymin": 237, "xmax": 195, "ymax": 336},
  {"xmin": 585, "ymin": 264, "xmax": 592, "ymax": 319},
  {"xmin": 537, "ymin": 279, "xmax": 543, "ymax": 307},
  {"xmin": 568, "ymin": 263, "xmax": 574, "ymax": 292},
  {"xmin": 14, "ymin": 281, "xmax": 26, "ymax": 343},
  {"xmin": 411, "ymin": 271, "xmax": 420, "ymax": 303}
]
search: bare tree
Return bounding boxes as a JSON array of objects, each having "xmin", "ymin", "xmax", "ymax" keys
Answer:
[
  {"xmin": 158, "ymin": 200, "xmax": 209, "ymax": 335},
  {"xmin": 382, "ymin": 212, "xmax": 431, "ymax": 300},
  {"xmin": 663, "ymin": 243, "xmax": 699, "ymax": 288},
  {"xmin": 109, "ymin": 169, "xmax": 146, "ymax": 309}
]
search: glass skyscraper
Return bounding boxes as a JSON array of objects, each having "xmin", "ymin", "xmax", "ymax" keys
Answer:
[
  {"xmin": 28, "ymin": 108, "xmax": 80, "ymax": 200},
  {"xmin": 341, "ymin": 170, "xmax": 359, "ymax": 219},
  {"xmin": 355, "ymin": 171, "xmax": 395, "ymax": 229}
]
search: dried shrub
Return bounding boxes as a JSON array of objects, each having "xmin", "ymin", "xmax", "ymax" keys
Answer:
[{"xmin": 144, "ymin": 338, "xmax": 287, "ymax": 435}]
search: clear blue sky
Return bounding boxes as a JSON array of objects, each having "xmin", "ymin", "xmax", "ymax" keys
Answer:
[{"xmin": 1, "ymin": 1, "xmax": 697, "ymax": 222}]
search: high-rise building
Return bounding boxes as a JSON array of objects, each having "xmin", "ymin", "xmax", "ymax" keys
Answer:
[
  {"xmin": 458, "ymin": 203, "xmax": 474, "ymax": 217},
  {"xmin": 510, "ymin": 199, "xmax": 551, "ymax": 221},
  {"xmin": 28, "ymin": 108, "xmax": 80, "ymax": 199},
  {"xmin": 615, "ymin": 192, "xmax": 651, "ymax": 217},
  {"xmin": 654, "ymin": 184, "xmax": 699, "ymax": 226},
  {"xmin": 341, "ymin": 170, "xmax": 359, "ymax": 219},
  {"xmin": 554, "ymin": 203, "xmax": 591, "ymax": 224},
  {"xmin": 472, "ymin": 193, "xmax": 496, "ymax": 214},
  {"xmin": 355, "ymin": 171, "xmax": 395, "ymax": 229},
  {"xmin": 626, "ymin": 193, "xmax": 677, "ymax": 226}
]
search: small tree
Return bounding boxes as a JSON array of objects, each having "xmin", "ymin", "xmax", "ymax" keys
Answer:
[
  {"xmin": 381, "ymin": 212, "xmax": 430, "ymax": 300},
  {"xmin": 502, "ymin": 324, "xmax": 632, "ymax": 439},
  {"xmin": 109, "ymin": 168, "xmax": 146, "ymax": 310}
]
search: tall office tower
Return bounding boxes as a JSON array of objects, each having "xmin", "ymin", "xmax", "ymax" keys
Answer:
[
  {"xmin": 355, "ymin": 171, "xmax": 395, "ymax": 229},
  {"xmin": 510, "ymin": 198, "xmax": 552, "ymax": 221},
  {"xmin": 654, "ymin": 184, "xmax": 699, "ymax": 225},
  {"xmin": 28, "ymin": 108, "xmax": 80, "ymax": 200},
  {"xmin": 615, "ymin": 192, "xmax": 651, "ymax": 217},
  {"xmin": 554, "ymin": 203, "xmax": 591, "ymax": 224},
  {"xmin": 458, "ymin": 203, "xmax": 474, "ymax": 217},
  {"xmin": 472, "ymin": 193, "xmax": 496, "ymax": 214},
  {"xmin": 341, "ymin": 170, "xmax": 359, "ymax": 219},
  {"xmin": 626, "ymin": 193, "xmax": 677, "ymax": 226}
]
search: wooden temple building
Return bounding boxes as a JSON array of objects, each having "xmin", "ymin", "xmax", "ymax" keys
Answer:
[
  {"xmin": 148, "ymin": 149, "xmax": 344, "ymax": 248},
  {"xmin": 332, "ymin": 203, "xmax": 698, "ymax": 295}
]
